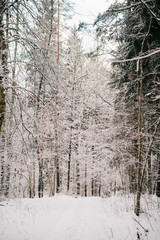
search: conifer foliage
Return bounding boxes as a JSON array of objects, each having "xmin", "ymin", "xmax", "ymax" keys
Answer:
[{"xmin": 95, "ymin": 0, "xmax": 160, "ymax": 215}]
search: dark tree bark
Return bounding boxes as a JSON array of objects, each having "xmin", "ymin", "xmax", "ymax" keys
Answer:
[
  {"xmin": 0, "ymin": 0, "xmax": 7, "ymax": 136},
  {"xmin": 67, "ymin": 138, "xmax": 72, "ymax": 192},
  {"xmin": 147, "ymin": 149, "xmax": 152, "ymax": 194},
  {"xmin": 37, "ymin": 145, "xmax": 44, "ymax": 198},
  {"xmin": 76, "ymin": 160, "xmax": 80, "ymax": 195},
  {"xmin": 156, "ymin": 127, "xmax": 160, "ymax": 197},
  {"xmin": 156, "ymin": 158, "xmax": 160, "ymax": 197},
  {"xmin": 85, "ymin": 161, "xmax": 87, "ymax": 197}
]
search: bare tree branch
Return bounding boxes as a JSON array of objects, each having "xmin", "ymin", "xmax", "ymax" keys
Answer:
[
  {"xmin": 107, "ymin": 2, "xmax": 143, "ymax": 13},
  {"xmin": 3, "ymin": 0, "xmax": 19, "ymax": 12},
  {"xmin": 139, "ymin": 0, "xmax": 160, "ymax": 25},
  {"xmin": 93, "ymin": 90, "xmax": 112, "ymax": 106},
  {"xmin": 133, "ymin": 218, "xmax": 149, "ymax": 232},
  {"xmin": 111, "ymin": 48, "xmax": 160, "ymax": 63},
  {"xmin": 105, "ymin": 0, "xmax": 160, "ymax": 26},
  {"xmin": 105, "ymin": 1, "xmax": 150, "ymax": 13}
]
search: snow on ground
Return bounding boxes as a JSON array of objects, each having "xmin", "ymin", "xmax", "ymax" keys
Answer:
[{"xmin": 0, "ymin": 194, "xmax": 160, "ymax": 240}]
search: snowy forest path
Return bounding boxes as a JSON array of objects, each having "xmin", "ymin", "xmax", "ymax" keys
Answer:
[
  {"xmin": 43, "ymin": 197, "xmax": 109, "ymax": 240},
  {"xmin": 0, "ymin": 196, "xmax": 113, "ymax": 240}
]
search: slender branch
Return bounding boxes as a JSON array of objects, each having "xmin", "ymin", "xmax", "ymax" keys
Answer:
[
  {"xmin": 104, "ymin": 1, "xmax": 151, "ymax": 13},
  {"xmin": 139, "ymin": 0, "xmax": 160, "ymax": 25},
  {"xmin": 93, "ymin": 90, "xmax": 112, "ymax": 106},
  {"xmin": 133, "ymin": 218, "xmax": 149, "ymax": 232},
  {"xmin": 3, "ymin": 0, "xmax": 19, "ymax": 12},
  {"xmin": 112, "ymin": 48, "xmax": 160, "ymax": 63},
  {"xmin": 101, "ymin": 0, "xmax": 160, "ymax": 26},
  {"xmin": 107, "ymin": 2, "xmax": 143, "ymax": 13}
]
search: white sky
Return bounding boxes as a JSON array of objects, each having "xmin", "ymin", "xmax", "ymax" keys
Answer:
[
  {"xmin": 70, "ymin": 0, "xmax": 109, "ymax": 27},
  {"xmin": 66, "ymin": 0, "xmax": 117, "ymax": 53}
]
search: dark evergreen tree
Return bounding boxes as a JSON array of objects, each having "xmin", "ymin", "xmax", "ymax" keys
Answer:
[{"xmin": 95, "ymin": 0, "xmax": 160, "ymax": 215}]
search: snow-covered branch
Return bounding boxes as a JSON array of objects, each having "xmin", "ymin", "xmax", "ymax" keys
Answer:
[{"xmin": 111, "ymin": 48, "xmax": 160, "ymax": 63}]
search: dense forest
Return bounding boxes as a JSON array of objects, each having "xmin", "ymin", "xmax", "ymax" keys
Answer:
[{"xmin": 0, "ymin": 0, "xmax": 160, "ymax": 217}]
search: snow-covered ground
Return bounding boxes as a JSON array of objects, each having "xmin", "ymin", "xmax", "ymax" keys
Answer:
[{"xmin": 0, "ymin": 194, "xmax": 160, "ymax": 240}]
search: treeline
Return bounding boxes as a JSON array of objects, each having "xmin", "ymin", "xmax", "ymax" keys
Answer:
[{"xmin": 0, "ymin": 0, "xmax": 113, "ymax": 200}]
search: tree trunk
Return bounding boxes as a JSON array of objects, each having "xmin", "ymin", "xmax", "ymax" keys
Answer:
[
  {"xmin": 85, "ymin": 161, "xmax": 87, "ymax": 197},
  {"xmin": 147, "ymin": 149, "xmax": 152, "ymax": 194},
  {"xmin": 67, "ymin": 138, "xmax": 72, "ymax": 192},
  {"xmin": 0, "ymin": 134, "xmax": 5, "ymax": 195},
  {"xmin": 56, "ymin": 154, "xmax": 60, "ymax": 193},
  {"xmin": 76, "ymin": 160, "xmax": 80, "ymax": 195},
  {"xmin": 38, "ymin": 146, "xmax": 43, "ymax": 198},
  {"xmin": 135, "ymin": 59, "xmax": 143, "ymax": 216},
  {"xmin": 0, "ymin": 1, "xmax": 7, "ymax": 136},
  {"xmin": 91, "ymin": 178, "xmax": 94, "ymax": 196},
  {"xmin": 156, "ymin": 142, "xmax": 160, "ymax": 197}
]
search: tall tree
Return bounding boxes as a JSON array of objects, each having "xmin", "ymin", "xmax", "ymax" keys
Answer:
[
  {"xmin": 95, "ymin": 0, "xmax": 160, "ymax": 215},
  {"xmin": 0, "ymin": 0, "xmax": 8, "ymax": 136}
]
